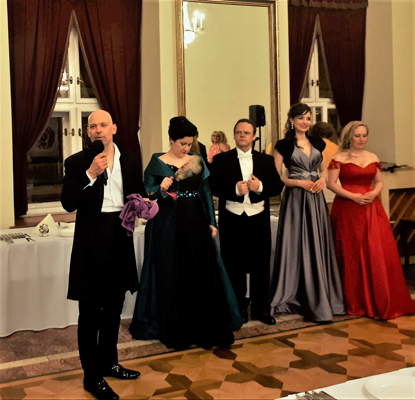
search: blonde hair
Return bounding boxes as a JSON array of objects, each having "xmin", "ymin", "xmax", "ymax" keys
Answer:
[
  {"xmin": 340, "ymin": 121, "xmax": 369, "ymax": 150},
  {"xmin": 212, "ymin": 131, "xmax": 228, "ymax": 144}
]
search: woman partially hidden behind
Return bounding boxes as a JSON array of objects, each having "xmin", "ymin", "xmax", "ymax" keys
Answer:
[
  {"xmin": 129, "ymin": 116, "xmax": 241, "ymax": 349},
  {"xmin": 270, "ymin": 103, "xmax": 345, "ymax": 322},
  {"xmin": 328, "ymin": 121, "xmax": 415, "ymax": 320}
]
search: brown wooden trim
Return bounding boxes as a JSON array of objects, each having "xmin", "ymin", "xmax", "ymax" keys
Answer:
[{"xmin": 13, "ymin": 213, "xmax": 76, "ymax": 229}]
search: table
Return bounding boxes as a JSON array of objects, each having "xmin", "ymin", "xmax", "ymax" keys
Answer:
[
  {"xmin": 278, "ymin": 367, "xmax": 415, "ymax": 399},
  {"xmin": 0, "ymin": 216, "xmax": 278, "ymax": 337},
  {"xmin": 380, "ymin": 168, "xmax": 415, "ymax": 217},
  {"xmin": 0, "ymin": 225, "xmax": 145, "ymax": 337}
]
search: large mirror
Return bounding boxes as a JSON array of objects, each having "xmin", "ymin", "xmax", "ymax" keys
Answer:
[{"xmin": 176, "ymin": 0, "xmax": 280, "ymax": 152}]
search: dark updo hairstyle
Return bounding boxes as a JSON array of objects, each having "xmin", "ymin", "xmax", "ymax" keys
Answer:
[
  {"xmin": 168, "ymin": 116, "xmax": 198, "ymax": 141},
  {"xmin": 284, "ymin": 103, "xmax": 312, "ymax": 140}
]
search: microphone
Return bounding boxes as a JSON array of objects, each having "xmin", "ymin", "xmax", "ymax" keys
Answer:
[{"xmin": 89, "ymin": 140, "xmax": 108, "ymax": 185}]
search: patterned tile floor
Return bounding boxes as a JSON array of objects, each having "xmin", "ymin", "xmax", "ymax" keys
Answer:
[{"xmin": 0, "ymin": 315, "xmax": 414, "ymax": 399}]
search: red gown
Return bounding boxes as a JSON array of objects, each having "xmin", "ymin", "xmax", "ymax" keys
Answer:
[{"xmin": 329, "ymin": 160, "xmax": 415, "ymax": 320}]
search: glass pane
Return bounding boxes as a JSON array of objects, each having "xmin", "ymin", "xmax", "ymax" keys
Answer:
[
  {"xmin": 81, "ymin": 114, "xmax": 91, "ymax": 149},
  {"xmin": 317, "ymin": 41, "xmax": 333, "ymax": 99},
  {"xmin": 314, "ymin": 107, "xmax": 322, "ymax": 123},
  {"xmin": 27, "ymin": 118, "xmax": 64, "ymax": 203},
  {"xmin": 57, "ymin": 58, "xmax": 71, "ymax": 99},
  {"xmin": 302, "ymin": 80, "xmax": 310, "ymax": 98},
  {"xmin": 328, "ymin": 108, "xmax": 341, "ymax": 140},
  {"xmin": 79, "ymin": 49, "xmax": 97, "ymax": 98}
]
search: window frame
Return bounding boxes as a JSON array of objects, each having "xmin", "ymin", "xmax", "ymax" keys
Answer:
[{"xmin": 26, "ymin": 25, "xmax": 100, "ymax": 216}]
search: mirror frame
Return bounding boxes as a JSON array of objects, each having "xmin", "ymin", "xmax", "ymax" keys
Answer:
[{"xmin": 175, "ymin": 0, "xmax": 281, "ymax": 141}]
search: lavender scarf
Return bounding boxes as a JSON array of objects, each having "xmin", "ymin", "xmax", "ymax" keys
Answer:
[{"xmin": 120, "ymin": 194, "xmax": 159, "ymax": 234}]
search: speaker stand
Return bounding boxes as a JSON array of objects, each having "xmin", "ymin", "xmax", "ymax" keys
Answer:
[{"xmin": 258, "ymin": 126, "xmax": 262, "ymax": 152}]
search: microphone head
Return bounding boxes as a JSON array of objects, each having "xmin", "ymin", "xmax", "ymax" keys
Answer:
[{"xmin": 89, "ymin": 140, "xmax": 104, "ymax": 155}]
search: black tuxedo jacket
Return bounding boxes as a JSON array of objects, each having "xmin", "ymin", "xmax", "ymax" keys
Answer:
[
  {"xmin": 198, "ymin": 141, "xmax": 208, "ymax": 164},
  {"xmin": 61, "ymin": 145, "xmax": 144, "ymax": 300},
  {"xmin": 210, "ymin": 148, "xmax": 283, "ymax": 218}
]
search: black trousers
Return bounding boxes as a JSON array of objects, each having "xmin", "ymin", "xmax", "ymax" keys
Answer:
[
  {"xmin": 78, "ymin": 291, "xmax": 125, "ymax": 380},
  {"xmin": 219, "ymin": 208, "xmax": 271, "ymax": 315},
  {"xmin": 76, "ymin": 212, "xmax": 132, "ymax": 381}
]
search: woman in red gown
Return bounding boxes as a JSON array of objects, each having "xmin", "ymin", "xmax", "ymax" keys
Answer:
[{"xmin": 328, "ymin": 121, "xmax": 415, "ymax": 320}]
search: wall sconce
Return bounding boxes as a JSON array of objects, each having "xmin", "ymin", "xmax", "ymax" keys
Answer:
[{"xmin": 183, "ymin": 2, "xmax": 205, "ymax": 48}]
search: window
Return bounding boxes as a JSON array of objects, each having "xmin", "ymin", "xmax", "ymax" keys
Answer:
[
  {"xmin": 27, "ymin": 25, "xmax": 100, "ymax": 214},
  {"xmin": 301, "ymin": 38, "xmax": 340, "ymax": 136}
]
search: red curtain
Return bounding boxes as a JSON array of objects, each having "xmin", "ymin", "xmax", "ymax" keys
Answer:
[
  {"xmin": 74, "ymin": 0, "xmax": 143, "ymax": 167},
  {"xmin": 8, "ymin": 0, "xmax": 143, "ymax": 217},
  {"xmin": 288, "ymin": 0, "xmax": 367, "ymax": 125},
  {"xmin": 319, "ymin": 8, "xmax": 366, "ymax": 125},
  {"xmin": 8, "ymin": 0, "xmax": 72, "ymax": 217},
  {"xmin": 288, "ymin": 5, "xmax": 319, "ymax": 104},
  {"xmin": 289, "ymin": 0, "xmax": 367, "ymax": 8}
]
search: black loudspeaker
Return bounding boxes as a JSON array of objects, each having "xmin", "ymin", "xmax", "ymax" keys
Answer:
[{"xmin": 249, "ymin": 105, "xmax": 266, "ymax": 127}]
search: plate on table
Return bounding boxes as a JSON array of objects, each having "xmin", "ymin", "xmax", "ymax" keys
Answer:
[{"xmin": 363, "ymin": 374, "xmax": 415, "ymax": 399}]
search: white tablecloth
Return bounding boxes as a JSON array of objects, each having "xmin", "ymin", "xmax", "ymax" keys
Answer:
[
  {"xmin": 278, "ymin": 367, "xmax": 415, "ymax": 399},
  {"xmin": 0, "ymin": 225, "xmax": 145, "ymax": 337},
  {"xmin": 0, "ymin": 216, "xmax": 278, "ymax": 337}
]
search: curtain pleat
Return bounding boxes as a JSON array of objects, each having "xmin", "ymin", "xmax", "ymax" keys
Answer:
[
  {"xmin": 8, "ymin": 0, "xmax": 72, "ymax": 216},
  {"xmin": 288, "ymin": 5, "xmax": 319, "ymax": 104},
  {"xmin": 319, "ymin": 8, "xmax": 366, "ymax": 125},
  {"xmin": 74, "ymin": 0, "xmax": 143, "ymax": 170}
]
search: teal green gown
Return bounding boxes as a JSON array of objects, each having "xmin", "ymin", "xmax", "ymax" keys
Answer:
[{"xmin": 129, "ymin": 153, "xmax": 241, "ymax": 349}]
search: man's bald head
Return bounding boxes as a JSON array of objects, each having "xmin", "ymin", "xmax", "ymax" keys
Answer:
[
  {"xmin": 88, "ymin": 110, "xmax": 113, "ymax": 125},
  {"xmin": 87, "ymin": 110, "xmax": 117, "ymax": 148}
]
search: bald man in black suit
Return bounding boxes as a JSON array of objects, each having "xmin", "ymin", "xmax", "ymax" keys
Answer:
[{"xmin": 61, "ymin": 110, "xmax": 144, "ymax": 400}]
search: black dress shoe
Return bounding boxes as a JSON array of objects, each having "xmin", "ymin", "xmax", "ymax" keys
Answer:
[
  {"xmin": 251, "ymin": 313, "xmax": 276, "ymax": 325},
  {"xmin": 84, "ymin": 377, "xmax": 119, "ymax": 400},
  {"xmin": 102, "ymin": 364, "xmax": 140, "ymax": 380}
]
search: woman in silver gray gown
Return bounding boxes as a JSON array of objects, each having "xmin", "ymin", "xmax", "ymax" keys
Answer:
[{"xmin": 270, "ymin": 103, "xmax": 344, "ymax": 322}]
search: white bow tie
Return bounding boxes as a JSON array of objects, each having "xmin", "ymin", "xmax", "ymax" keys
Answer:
[{"xmin": 238, "ymin": 153, "xmax": 251, "ymax": 160}]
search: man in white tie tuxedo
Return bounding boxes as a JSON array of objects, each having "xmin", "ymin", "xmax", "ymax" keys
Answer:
[{"xmin": 210, "ymin": 118, "xmax": 283, "ymax": 325}]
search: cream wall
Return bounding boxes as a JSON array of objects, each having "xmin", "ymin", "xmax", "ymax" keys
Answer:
[
  {"xmin": 0, "ymin": 0, "xmax": 14, "ymax": 228},
  {"xmin": 363, "ymin": 0, "xmax": 415, "ymax": 165},
  {"xmin": 140, "ymin": 0, "xmax": 178, "ymax": 168},
  {"xmin": 276, "ymin": 0, "xmax": 291, "ymax": 135},
  {"xmin": 391, "ymin": 0, "xmax": 415, "ymax": 164}
]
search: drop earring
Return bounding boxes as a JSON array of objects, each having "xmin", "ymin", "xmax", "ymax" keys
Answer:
[{"xmin": 290, "ymin": 121, "xmax": 294, "ymax": 131}]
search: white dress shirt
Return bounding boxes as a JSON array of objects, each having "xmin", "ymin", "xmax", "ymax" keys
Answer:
[
  {"xmin": 225, "ymin": 148, "xmax": 264, "ymax": 216},
  {"xmin": 85, "ymin": 143, "xmax": 124, "ymax": 212}
]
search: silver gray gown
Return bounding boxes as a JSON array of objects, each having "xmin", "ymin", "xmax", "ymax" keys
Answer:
[{"xmin": 270, "ymin": 146, "xmax": 345, "ymax": 321}]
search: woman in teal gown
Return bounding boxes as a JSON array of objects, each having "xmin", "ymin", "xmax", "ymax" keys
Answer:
[{"xmin": 129, "ymin": 116, "xmax": 241, "ymax": 349}]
